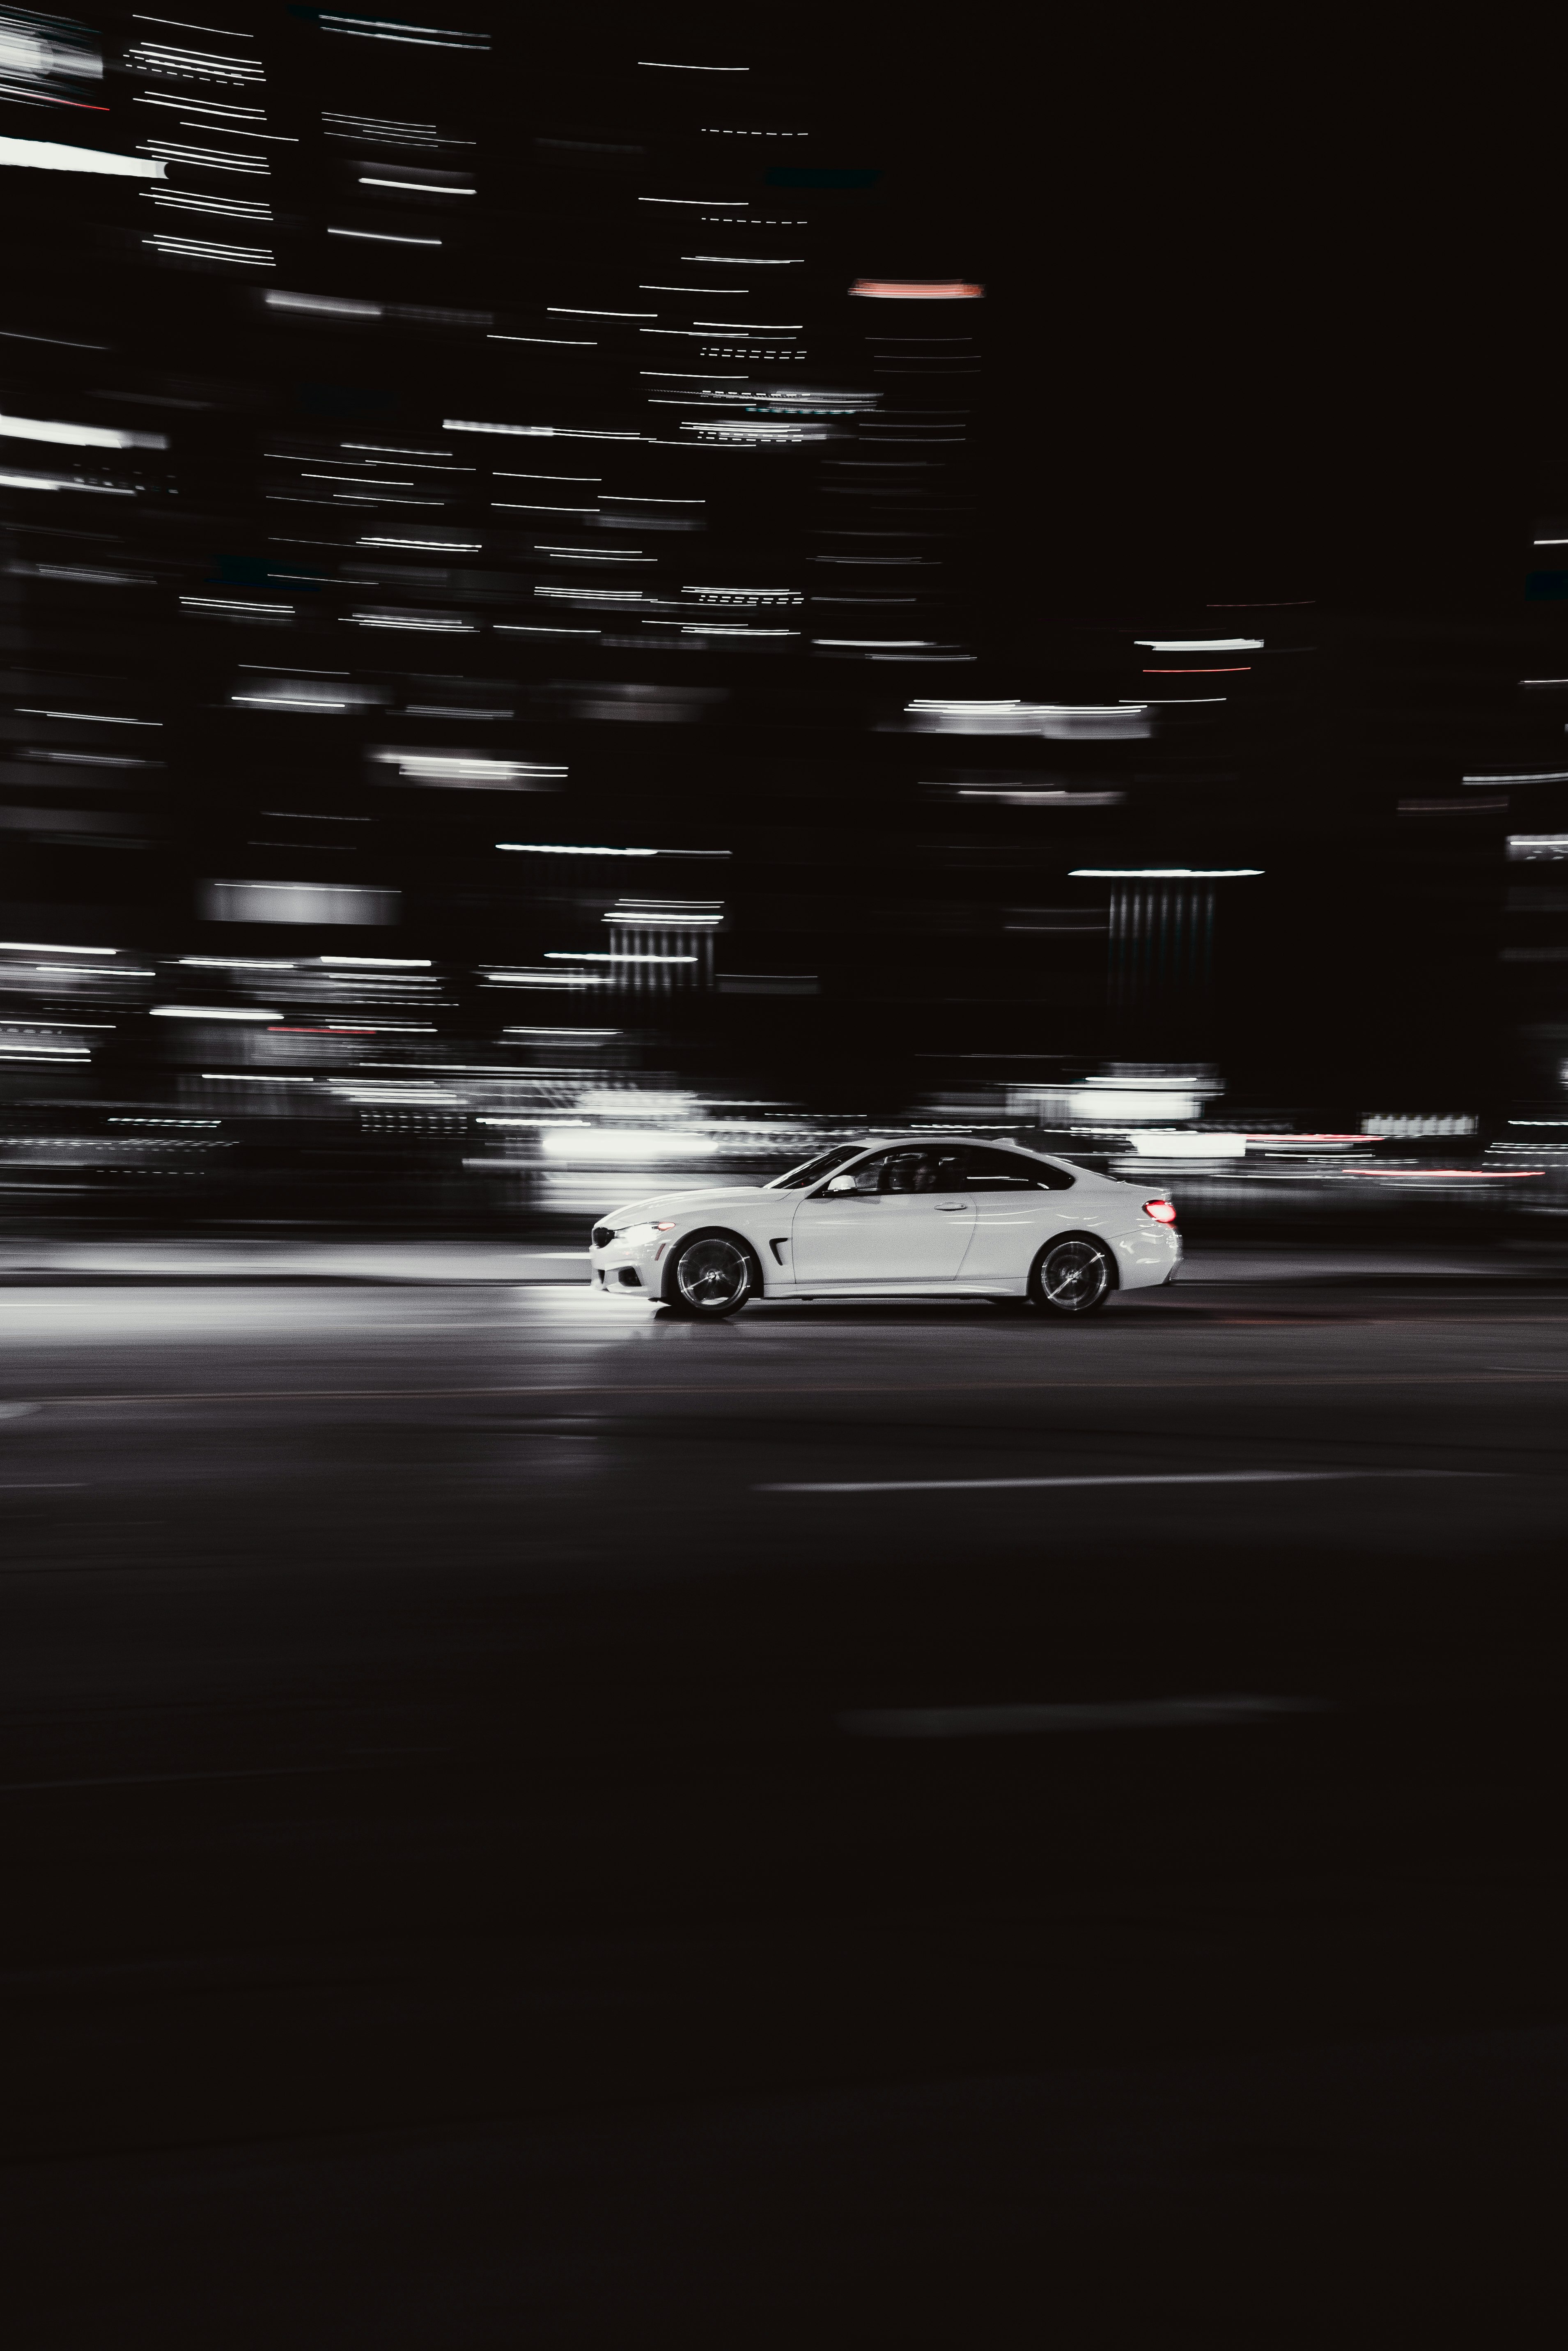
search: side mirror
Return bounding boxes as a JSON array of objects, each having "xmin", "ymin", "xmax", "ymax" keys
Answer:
[{"xmin": 824, "ymin": 1173, "xmax": 857, "ymax": 1194}]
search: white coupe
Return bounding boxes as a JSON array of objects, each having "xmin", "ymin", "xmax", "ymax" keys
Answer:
[{"xmin": 588, "ymin": 1136, "xmax": 1180, "ymax": 1317}]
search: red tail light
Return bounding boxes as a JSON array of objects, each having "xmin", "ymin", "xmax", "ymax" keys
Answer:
[{"xmin": 1142, "ymin": 1197, "xmax": 1178, "ymax": 1224}]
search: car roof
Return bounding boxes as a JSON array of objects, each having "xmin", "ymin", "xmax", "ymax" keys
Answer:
[{"xmin": 850, "ymin": 1134, "xmax": 1051, "ymax": 1158}]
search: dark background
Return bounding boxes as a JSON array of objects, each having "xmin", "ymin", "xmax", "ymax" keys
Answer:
[{"xmin": 3, "ymin": 11, "xmax": 1563, "ymax": 1130}]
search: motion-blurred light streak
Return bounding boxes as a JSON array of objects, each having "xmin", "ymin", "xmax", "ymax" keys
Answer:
[
  {"xmin": 0, "ymin": 133, "xmax": 160, "ymax": 174},
  {"xmin": 850, "ymin": 280, "xmax": 983, "ymax": 299},
  {"xmin": 0, "ymin": 413, "xmax": 165, "ymax": 450},
  {"xmin": 151, "ymin": 1005, "xmax": 281, "ymax": 1022}
]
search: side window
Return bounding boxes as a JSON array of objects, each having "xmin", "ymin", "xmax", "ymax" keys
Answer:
[
  {"xmin": 957, "ymin": 1148, "xmax": 1040, "ymax": 1192},
  {"xmin": 817, "ymin": 1151, "xmax": 889, "ymax": 1196},
  {"xmin": 879, "ymin": 1148, "xmax": 946, "ymax": 1195},
  {"xmin": 957, "ymin": 1148, "xmax": 1076, "ymax": 1192},
  {"xmin": 815, "ymin": 1149, "xmax": 967, "ymax": 1196},
  {"xmin": 1031, "ymin": 1158, "xmax": 1077, "ymax": 1192}
]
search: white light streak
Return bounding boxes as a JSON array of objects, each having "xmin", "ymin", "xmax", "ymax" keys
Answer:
[
  {"xmin": 328, "ymin": 227, "xmax": 441, "ymax": 246},
  {"xmin": 145, "ymin": 191, "xmax": 272, "ymax": 217},
  {"xmin": 444, "ymin": 419, "xmax": 641, "ymax": 441},
  {"xmin": 140, "ymin": 141, "xmax": 267, "ymax": 172},
  {"xmin": 1463, "ymin": 770, "xmax": 1568, "ymax": 784},
  {"xmin": 267, "ymin": 290, "xmax": 381, "ymax": 316},
  {"xmin": 370, "ymin": 751, "xmax": 564, "ymax": 782},
  {"xmin": 359, "ymin": 177, "xmax": 473, "ymax": 193},
  {"xmin": 0, "ymin": 136, "xmax": 163, "ymax": 177},
  {"xmin": 181, "ymin": 595, "xmax": 291, "ymax": 615},
  {"xmin": 319, "ymin": 14, "xmax": 488, "ymax": 48},
  {"xmin": 0, "ymin": 413, "xmax": 165, "ymax": 451},
  {"xmin": 17, "ymin": 710, "xmax": 160, "ymax": 725},
  {"xmin": 342, "ymin": 442, "xmax": 463, "ymax": 458},
  {"xmin": 344, "ymin": 613, "xmax": 477, "ymax": 631},
  {"xmin": 146, "ymin": 235, "xmax": 274, "ymax": 262},
  {"xmin": 231, "ymin": 694, "xmax": 348, "ymax": 709},
  {"xmin": 151, "ymin": 1004, "xmax": 282, "ymax": 1020},
  {"xmin": 0, "ymin": 469, "xmax": 134, "ymax": 496}
]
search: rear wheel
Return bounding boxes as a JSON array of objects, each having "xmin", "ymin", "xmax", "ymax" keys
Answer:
[
  {"xmin": 668, "ymin": 1233, "xmax": 757, "ymax": 1318},
  {"xmin": 1028, "ymin": 1236, "xmax": 1114, "ymax": 1316}
]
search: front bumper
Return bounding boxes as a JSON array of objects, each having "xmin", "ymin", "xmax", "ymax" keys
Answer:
[{"xmin": 588, "ymin": 1230, "xmax": 668, "ymax": 1298}]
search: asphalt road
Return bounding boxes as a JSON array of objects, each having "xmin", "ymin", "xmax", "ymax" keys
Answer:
[{"xmin": 6, "ymin": 1261, "xmax": 1568, "ymax": 2344}]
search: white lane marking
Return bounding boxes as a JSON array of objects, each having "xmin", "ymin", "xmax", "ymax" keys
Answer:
[
  {"xmin": 760, "ymin": 1469, "xmax": 1484, "ymax": 1494},
  {"xmin": 0, "ymin": 1482, "xmax": 83, "ymax": 1489},
  {"xmin": 0, "ymin": 1403, "xmax": 38, "ymax": 1419},
  {"xmin": 838, "ymin": 1697, "xmax": 1331, "ymax": 1738}
]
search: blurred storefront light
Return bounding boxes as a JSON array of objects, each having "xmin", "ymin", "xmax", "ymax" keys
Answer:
[
  {"xmin": 1125, "ymin": 1132, "xmax": 1246, "ymax": 1158},
  {"xmin": 538, "ymin": 1127, "xmax": 720, "ymax": 1160}
]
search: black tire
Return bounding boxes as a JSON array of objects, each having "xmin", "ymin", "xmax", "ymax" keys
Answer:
[
  {"xmin": 1027, "ymin": 1235, "xmax": 1115, "ymax": 1316},
  {"xmin": 665, "ymin": 1231, "xmax": 758, "ymax": 1318}
]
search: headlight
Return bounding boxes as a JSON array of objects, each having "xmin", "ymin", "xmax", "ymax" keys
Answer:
[{"xmin": 615, "ymin": 1219, "xmax": 676, "ymax": 1242}]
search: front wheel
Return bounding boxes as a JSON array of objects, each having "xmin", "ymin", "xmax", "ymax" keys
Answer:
[
  {"xmin": 667, "ymin": 1233, "xmax": 757, "ymax": 1318},
  {"xmin": 1028, "ymin": 1236, "xmax": 1114, "ymax": 1317}
]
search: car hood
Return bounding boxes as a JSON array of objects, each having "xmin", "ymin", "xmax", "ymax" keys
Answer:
[{"xmin": 599, "ymin": 1183, "xmax": 774, "ymax": 1227}]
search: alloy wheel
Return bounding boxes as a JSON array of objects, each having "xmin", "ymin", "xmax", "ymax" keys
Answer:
[
  {"xmin": 674, "ymin": 1237, "xmax": 751, "ymax": 1313},
  {"xmin": 1039, "ymin": 1238, "xmax": 1111, "ymax": 1313}
]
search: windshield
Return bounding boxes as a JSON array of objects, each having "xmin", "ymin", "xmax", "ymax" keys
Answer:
[{"xmin": 764, "ymin": 1144, "xmax": 865, "ymax": 1192}]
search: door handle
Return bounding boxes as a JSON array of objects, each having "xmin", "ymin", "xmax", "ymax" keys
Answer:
[{"xmin": 933, "ymin": 1199, "xmax": 969, "ymax": 1212}]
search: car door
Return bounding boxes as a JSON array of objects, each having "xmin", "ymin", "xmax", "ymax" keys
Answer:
[
  {"xmin": 790, "ymin": 1148, "xmax": 976, "ymax": 1286},
  {"xmin": 951, "ymin": 1146, "xmax": 1075, "ymax": 1284}
]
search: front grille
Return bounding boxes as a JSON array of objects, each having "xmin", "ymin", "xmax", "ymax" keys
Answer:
[{"xmin": 591, "ymin": 1224, "xmax": 615, "ymax": 1249}]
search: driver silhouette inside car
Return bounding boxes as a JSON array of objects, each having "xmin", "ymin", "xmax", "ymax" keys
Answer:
[{"xmin": 882, "ymin": 1152, "xmax": 940, "ymax": 1194}]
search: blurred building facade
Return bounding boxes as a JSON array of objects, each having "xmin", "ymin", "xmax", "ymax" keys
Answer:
[{"xmin": 3, "ymin": 8, "xmax": 1568, "ymax": 1192}]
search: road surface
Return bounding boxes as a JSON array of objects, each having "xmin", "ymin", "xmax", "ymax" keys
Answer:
[{"xmin": 5, "ymin": 1257, "xmax": 1567, "ymax": 2342}]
